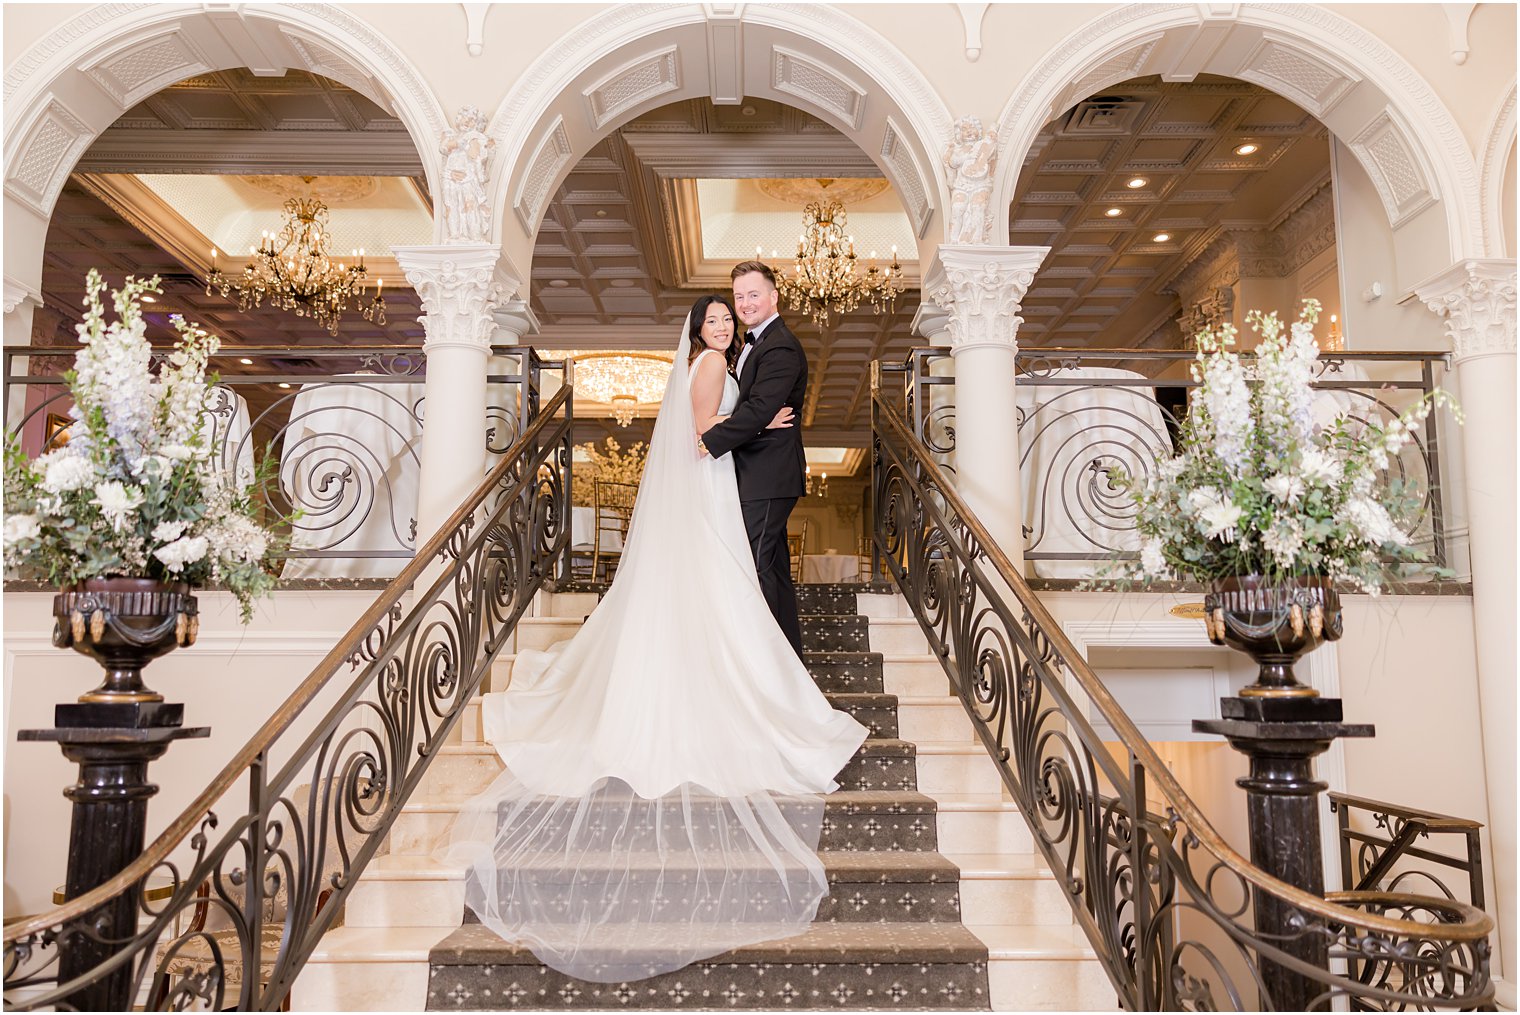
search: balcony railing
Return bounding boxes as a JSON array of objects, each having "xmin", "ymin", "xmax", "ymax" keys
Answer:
[
  {"xmin": 3, "ymin": 345, "xmax": 557, "ymax": 578},
  {"xmin": 884, "ymin": 347, "xmax": 1455, "ymax": 575}
]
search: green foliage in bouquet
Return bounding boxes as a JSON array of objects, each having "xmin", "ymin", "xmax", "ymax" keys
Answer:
[
  {"xmin": 1106, "ymin": 299, "xmax": 1460, "ymax": 595},
  {"xmin": 3, "ymin": 271, "xmax": 290, "ymax": 621}
]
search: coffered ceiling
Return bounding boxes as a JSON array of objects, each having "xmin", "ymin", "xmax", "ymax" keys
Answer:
[
  {"xmin": 1010, "ymin": 74, "xmax": 1331, "ymax": 348},
  {"xmin": 37, "ymin": 73, "xmax": 1335, "ymax": 449}
]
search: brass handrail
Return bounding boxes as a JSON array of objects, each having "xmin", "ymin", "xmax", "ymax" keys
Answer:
[
  {"xmin": 3, "ymin": 385, "xmax": 573, "ymax": 1008},
  {"xmin": 869, "ymin": 368, "xmax": 1490, "ymax": 1009}
]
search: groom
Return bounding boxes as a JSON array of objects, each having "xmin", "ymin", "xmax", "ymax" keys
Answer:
[{"xmin": 699, "ymin": 261, "xmax": 808, "ymax": 657}]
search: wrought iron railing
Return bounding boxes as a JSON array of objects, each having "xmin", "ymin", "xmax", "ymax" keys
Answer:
[
  {"xmin": 2, "ymin": 344, "xmax": 549, "ymax": 576},
  {"xmin": 869, "ymin": 368, "xmax": 1492, "ymax": 1009},
  {"xmin": 1330, "ymin": 793, "xmax": 1487, "ymax": 911},
  {"xmin": 2, "ymin": 384, "xmax": 574, "ymax": 1011},
  {"xmin": 886, "ymin": 347, "xmax": 1455, "ymax": 574}
]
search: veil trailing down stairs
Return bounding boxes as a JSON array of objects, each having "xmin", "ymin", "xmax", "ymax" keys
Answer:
[{"xmin": 304, "ymin": 583, "xmax": 1111, "ymax": 1011}]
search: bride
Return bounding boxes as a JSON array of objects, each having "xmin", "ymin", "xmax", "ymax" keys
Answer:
[{"xmin": 444, "ymin": 295, "xmax": 868, "ymax": 983}]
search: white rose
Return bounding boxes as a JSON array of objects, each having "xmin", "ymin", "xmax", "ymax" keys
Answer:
[
  {"xmin": 4, "ymin": 514, "xmax": 41, "ymax": 544},
  {"xmin": 153, "ymin": 535, "xmax": 209, "ymax": 573},
  {"xmin": 41, "ymin": 453, "xmax": 94, "ymax": 494}
]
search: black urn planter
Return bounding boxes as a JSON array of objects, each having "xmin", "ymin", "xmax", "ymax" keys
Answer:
[
  {"xmin": 52, "ymin": 576, "xmax": 199, "ymax": 703},
  {"xmin": 1203, "ymin": 574, "xmax": 1343, "ymax": 698}
]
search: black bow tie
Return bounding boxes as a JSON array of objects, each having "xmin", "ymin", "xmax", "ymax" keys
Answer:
[{"xmin": 746, "ymin": 327, "xmax": 766, "ymax": 346}]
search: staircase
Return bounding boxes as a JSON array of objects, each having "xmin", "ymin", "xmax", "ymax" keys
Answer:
[{"xmin": 297, "ymin": 584, "xmax": 1113, "ymax": 1011}]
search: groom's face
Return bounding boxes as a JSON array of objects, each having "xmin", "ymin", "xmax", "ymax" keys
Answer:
[{"xmin": 732, "ymin": 272, "xmax": 778, "ymax": 329}]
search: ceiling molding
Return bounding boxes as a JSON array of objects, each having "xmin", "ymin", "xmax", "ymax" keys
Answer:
[
  {"xmin": 619, "ymin": 132, "xmax": 881, "ymax": 179},
  {"xmin": 75, "ymin": 128, "xmax": 424, "ymax": 176}
]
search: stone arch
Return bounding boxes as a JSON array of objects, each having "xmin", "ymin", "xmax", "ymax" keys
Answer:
[
  {"xmin": 1480, "ymin": 82, "xmax": 1517, "ymax": 258},
  {"xmin": 485, "ymin": 3, "xmax": 953, "ymax": 271},
  {"xmin": 2, "ymin": 2, "xmax": 448, "ymax": 320},
  {"xmin": 990, "ymin": 4, "xmax": 1484, "ymax": 265}
]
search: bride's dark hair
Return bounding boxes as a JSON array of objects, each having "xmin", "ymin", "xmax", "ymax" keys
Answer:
[{"xmin": 688, "ymin": 295, "xmax": 742, "ymax": 373}]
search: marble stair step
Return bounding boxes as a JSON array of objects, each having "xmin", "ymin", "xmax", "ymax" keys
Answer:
[
  {"xmin": 915, "ymin": 742, "xmax": 1003, "ymax": 795},
  {"xmin": 942, "ymin": 852, "xmax": 1077, "ymax": 927},
  {"xmin": 425, "ymin": 921, "xmax": 990, "ymax": 1011},
  {"xmin": 391, "ymin": 791, "xmax": 944, "ymax": 856},
  {"xmin": 965, "ymin": 923, "xmax": 1117, "ymax": 1012}
]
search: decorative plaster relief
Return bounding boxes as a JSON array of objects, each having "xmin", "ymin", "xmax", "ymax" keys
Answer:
[
  {"xmin": 5, "ymin": 97, "xmax": 93, "ymax": 217},
  {"xmin": 704, "ymin": 5, "xmax": 744, "ymax": 105},
  {"xmin": 881, "ymin": 117, "xmax": 932, "ymax": 238},
  {"xmin": 514, "ymin": 116, "xmax": 572, "ymax": 231},
  {"xmin": 955, "ymin": 3, "xmax": 990, "ymax": 62},
  {"xmin": 462, "ymin": 3, "xmax": 490, "ymax": 57},
  {"xmin": 3, "ymin": 276, "xmax": 43, "ymax": 315},
  {"xmin": 282, "ymin": 31, "xmax": 380, "ymax": 107},
  {"xmin": 81, "ymin": 27, "xmax": 211, "ymax": 108},
  {"xmin": 1064, "ymin": 39, "xmax": 1158, "ymax": 111},
  {"xmin": 1442, "ymin": 2, "xmax": 1477, "ymax": 65},
  {"xmin": 584, "ymin": 47, "xmax": 681, "ymax": 131},
  {"xmin": 395, "ymin": 246, "xmax": 509, "ymax": 350},
  {"xmin": 771, "ymin": 47, "xmax": 865, "ymax": 132},
  {"xmin": 1235, "ymin": 32, "xmax": 1356, "ymax": 119},
  {"xmin": 1416, "ymin": 259, "xmax": 1518, "ymax": 363},
  {"xmin": 927, "ymin": 247, "xmax": 1048, "ymax": 351},
  {"xmin": 1349, "ymin": 110, "xmax": 1438, "ymax": 227}
]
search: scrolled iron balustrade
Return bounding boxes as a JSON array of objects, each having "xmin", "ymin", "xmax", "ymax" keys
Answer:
[
  {"xmin": 2, "ymin": 385, "xmax": 574, "ymax": 1011},
  {"xmin": 869, "ymin": 371, "xmax": 1492, "ymax": 1010},
  {"xmin": 882, "ymin": 347, "xmax": 1454, "ymax": 574}
]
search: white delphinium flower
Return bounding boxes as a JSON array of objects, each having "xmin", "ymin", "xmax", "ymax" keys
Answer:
[
  {"xmin": 153, "ymin": 535, "xmax": 209, "ymax": 573},
  {"xmin": 154, "ymin": 317, "xmax": 219, "ymax": 449},
  {"xmin": 40, "ymin": 451, "xmax": 95, "ymax": 493},
  {"xmin": 1195, "ymin": 345, "xmax": 1252, "ymax": 478},
  {"xmin": 91, "ymin": 480, "xmax": 144, "ymax": 532},
  {"xmin": 1264, "ymin": 473, "xmax": 1304, "ymax": 504},
  {"xmin": 71, "ymin": 272, "xmax": 157, "ymax": 453}
]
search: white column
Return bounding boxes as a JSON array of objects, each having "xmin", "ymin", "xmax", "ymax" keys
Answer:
[
  {"xmin": 925, "ymin": 245, "xmax": 1050, "ymax": 573},
  {"xmin": 4, "ymin": 278, "xmax": 42, "ymax": 429},
  {"xmin": 1416, "ymin": 258, "xmax": 1517, "ymax": 984},
  {"xmin": 393, "ymin": 244, "xmax": 514, "ymax": 543}
]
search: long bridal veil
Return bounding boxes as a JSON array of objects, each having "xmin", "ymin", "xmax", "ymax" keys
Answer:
[{"xmin": 443, "ymin": 317, "xmax": 865, "ymax": 982}]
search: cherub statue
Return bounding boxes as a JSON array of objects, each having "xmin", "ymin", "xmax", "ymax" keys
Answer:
[
  {"xmin": 944, "ymin": 116, "xmax": 998, "ymax": 245},
  {"xmin": 440, "ymin": 105, "xmax": 494, "ymax": 242}
]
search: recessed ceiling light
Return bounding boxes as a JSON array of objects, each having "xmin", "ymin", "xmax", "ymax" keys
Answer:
[
  {"xmin": 1153, "ymin": 232, "xmax": 1171, "ymax": 243},
  {"xmin": 548, "ymin": 279, "xmax": 570, "ymax": 288},
  {"xmin": 141, "ymin": 295, "xmax": 156, "ymax": 303},
  {"xmin": 1126, "ymin": 177, "xmax": 1148, "ymax": 189},
  {"xmin": 278, "ymin": 382, "xmax": 291, "ymax": 389},
  {"xmin": 239, "ymin": 357, "xmax": 253, "ymax": 365},
  {"xmin": 1234, "ymin": 143, "xmax": 1260, "ymax": 156},
  {"xmin": 1104, "ymin": 207, "xmax": 1123, "ymax": 217}
]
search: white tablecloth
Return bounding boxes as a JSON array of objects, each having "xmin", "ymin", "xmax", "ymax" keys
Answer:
[
  {"xmin": 801, "ymin": 553, "xmax": 861, "ymax": 584},
  {"xmin": 571, "ymin": 505, "xmax": 625, "ymax": 553},
  {"xmin": 279, "ymin": 378, "xmax": 426, "ymax": 579},
  {"xmin": 201, "ymin": 385, "xmax": 254, "ymax": 489},
  {"xmin": 1016, "ymin": 367, "xmax": 1174, "ymax": 578}
]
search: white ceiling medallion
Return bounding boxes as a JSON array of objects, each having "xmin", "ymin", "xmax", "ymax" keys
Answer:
[
  {"xmin": 771, "ymin": 47, "xmax": 866, "ymax": 132},
  {"xmin": 880, "ymin": 117, "xmax": 932, "ymax": 238},
  {"xmin": 5, "ymin": 97, "xmax": 93, "ymax": 217},
  {"xmin": 1235, "ymin": 33, "xmax": 1356, "ymax": 119},
  {"xmin": 81, "ymin": 26, "xmax": 212, "ymax": 108},
  {"xmin": 584, "ymin": 47, "xmax": 682, "ymax": 132},
  {"xmin": 514, "ymin": 116, "xmax": 573, "ymax": 231},
  {"xmin": 1349, "ymin": 109, "xmax": 1438, "ymax": 227}
]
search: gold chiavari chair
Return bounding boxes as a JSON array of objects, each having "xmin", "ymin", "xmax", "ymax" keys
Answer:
[
  {"xmin": 787, "ymin": 518, "xmax": 809, "ymax": 582},
  {"xmin": 592, "ymin": 479, "xmax": 638, "ymax": 583}
]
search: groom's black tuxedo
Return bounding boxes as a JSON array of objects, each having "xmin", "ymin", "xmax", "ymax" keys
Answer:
[{"xmin": 702, "ymin": 315, "xmax": 808, "ymax": 656}]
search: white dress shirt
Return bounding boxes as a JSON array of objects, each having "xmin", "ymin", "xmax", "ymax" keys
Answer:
[{"xmin": 735, "ymin": 312, "xmax": 780, "ymax": 379}]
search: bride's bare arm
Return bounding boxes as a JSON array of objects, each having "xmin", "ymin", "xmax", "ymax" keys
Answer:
[{"xmin": 690, "ymin": 353, "xmax": 729, "ymax": 434}]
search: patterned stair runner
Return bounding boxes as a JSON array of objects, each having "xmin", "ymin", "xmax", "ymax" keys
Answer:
[{"xmin": 424, "ymin": 583, "xmax": 991, "ymax": 1010}]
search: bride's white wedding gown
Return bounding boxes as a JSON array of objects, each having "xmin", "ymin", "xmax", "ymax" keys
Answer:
[{"xmin": 445, "ymin": 342, "xmax": 867, "ymax": 983}]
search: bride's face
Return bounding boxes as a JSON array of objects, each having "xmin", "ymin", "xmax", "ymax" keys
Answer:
[{"xmin": 701, "ymin": 306, "xmax": 736, "ymax": 351}]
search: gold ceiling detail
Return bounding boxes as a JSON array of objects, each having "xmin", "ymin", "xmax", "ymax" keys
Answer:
[
  {"xmin": 239, "ymin": 175, "xmax": 380, "ymax": 203},
  {"xmin": 755, "ymin": 177, "xmax": 890, "ymax": 206}
]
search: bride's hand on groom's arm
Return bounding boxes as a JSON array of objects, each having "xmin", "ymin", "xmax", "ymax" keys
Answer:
[{"xmin": 766, "ymin": 407, "xmax": 795, "ymax": 429}]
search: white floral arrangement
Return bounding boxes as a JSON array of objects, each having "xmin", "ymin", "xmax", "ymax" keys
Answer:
[
  {"xmin": 3, "ymin": 271, "xmax": 284, "ymax": 620},
  {"xmin": 1108, "ymin": 299, "xmax": 1459, "ymax": 595}
]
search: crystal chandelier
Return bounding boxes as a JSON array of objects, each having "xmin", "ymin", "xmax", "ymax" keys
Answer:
[
  {"xmin": 777, "ymin": 197, "xmax": 904, "ymax": 328},
  {"xmin": 571, "ymin": 352, "xmax": 673, "ymax": 426},
  {"xmin": 206, "ymin": 196, "xmax": 386, "ymax": 336}
]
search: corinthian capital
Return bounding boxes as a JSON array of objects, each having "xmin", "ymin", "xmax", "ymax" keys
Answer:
[
  {"xmin": 924, "ymin": 245, "xmax": 1050, "ymax": 352},
  {"xmin": 391, "ymin": 244, "xmax": 520, "ymax": 351},
  {"xmin": 1413, "ymin": 258, "xmax": 1517, "ymax": 363}
]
